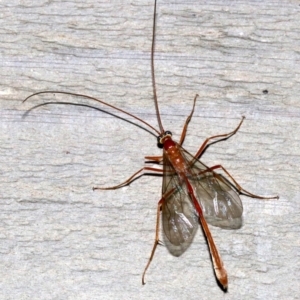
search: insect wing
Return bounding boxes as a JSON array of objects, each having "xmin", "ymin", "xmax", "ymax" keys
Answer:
[
  {"xmin": 180, "ymin": 145, "xmax": 243, "ymax": 229},
  {"xmin": 161, "ymin": 152, "xmax": 199, "ymax": 254}
]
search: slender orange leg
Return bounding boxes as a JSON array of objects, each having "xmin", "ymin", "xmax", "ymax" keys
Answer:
[
  {"xmin": 145, "ymin": 155, "xmax": 163, "ymax": 163},
  {"xmin": 199, "ymin": 213, "xmax": 227, "ymax": 289},
  {"xmin": 142, "ymin": 198, "xmax": 164, "ymax": 285},
  {"xmin": 142, "ymin": 187, "xmax": 177, "ymax": 284},
  {"xmin": 93, "ymin": 166, "xmax": 164, "ymax": 190},
  {"xmin": 208, "ymin": 164, "xmax": 279, "ymax": 199},
  {"xmin": 194, "ymin": 117, "xmax": 245, "ymax": 159},
  {"xmin": 185, "ymin": 177, "xmax": 228, "ymax": 289},
  {"xmin": 178, "ymin": 94, "xmax": 198, "ymax": 146}
]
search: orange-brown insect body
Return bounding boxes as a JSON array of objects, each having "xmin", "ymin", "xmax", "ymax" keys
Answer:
[
  {"xmin": 162, "ymin": 134, "xmax": 229, "ymax": 288},
  {"xmin": 163, "ymin": 138, "xmax": 187, "ymax": 175}
]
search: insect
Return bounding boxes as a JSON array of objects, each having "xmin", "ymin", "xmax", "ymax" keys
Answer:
[{"xmin": 23, "ymin": 0, "xmax": 278, "ymax": 290}]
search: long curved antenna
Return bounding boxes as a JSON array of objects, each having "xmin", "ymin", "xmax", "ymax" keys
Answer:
[
  {"xmin": 152, "ymin": 0, "xmax": 164, "ymax": 133},
  {"xmin": 23, "ymin": 91, "xmax": 160, "ymax": 136},
  {"xmin": 23, "ymin": 1, "xmax": 163, "ymax": 136},
  {"xmin": 23, "ymin": 101, "xmax": 158, "ymax": 138}
]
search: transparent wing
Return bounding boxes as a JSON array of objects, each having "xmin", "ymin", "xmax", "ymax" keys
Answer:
[
  {"xmin": 161, "ymin": 142, "xmax": 243, "ymax": 254},
  {"xmin": 161, "ymin": 153, "xmax": 199, "ymax": 256},
  {"xmin": 180, "ymin": 145, "xmax": 243, "ymax": 229}
]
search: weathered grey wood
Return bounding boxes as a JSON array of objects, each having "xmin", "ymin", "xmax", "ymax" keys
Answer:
[{"xmin": 0, "ymin": 0, "xmax": 299, "ymax": 299}]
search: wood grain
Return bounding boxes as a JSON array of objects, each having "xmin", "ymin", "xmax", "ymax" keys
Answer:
[{"xmin": 1, "ymin": 0, "xmax": 299, "ymax": 299}]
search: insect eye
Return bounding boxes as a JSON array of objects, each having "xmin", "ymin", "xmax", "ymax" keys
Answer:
[
  {"xmin": 157, "ymin": 137, "xmax": 164, "ymax": 149},
  {"xmin": 156, "ymin": 131, "xmax": 172, "ymax": 149}
]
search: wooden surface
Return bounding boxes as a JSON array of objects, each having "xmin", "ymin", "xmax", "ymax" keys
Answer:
[{"xmin": 1, "ymin": 0, "xmax": 299, "ymax": 299}]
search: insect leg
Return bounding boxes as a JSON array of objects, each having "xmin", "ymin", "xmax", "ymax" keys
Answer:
[
  {"xmin": 145, "ymin": 155, "xmax": 163, "ymax": 163},
  {"xmin": 93, "ymin": 167, "xmax": 164, "ymax": 190},
  {"xmin": 185, "ymin": 178, "xmax": 228, "ymax": 289},
  {"xmin": 178, "ymin": 94, "xmax": 198, "ymax": 146},
  {"xmin": 199, "ymin": 213, "xmax": 228, "ymax": 289},
  {"xmin": 142, "ymin": 197, "xmax": 164, "ymax": 285},
  {"xmin": 194, "ymin": 117, "xmax": 245, "ymax": 159},
  {"xmin": 209, "ymin": 164, "xmax": 279, "ymax": 199}
]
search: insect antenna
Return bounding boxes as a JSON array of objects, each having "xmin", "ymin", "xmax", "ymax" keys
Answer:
[
  {"xmin": 23, "ymin": 1, "xmax": 165, "ymax": 138},
  {"xmin": 23, "ymin": 90, "xmax": 160, "ymax": 136},
  {"xmin": 151, "ymin": 0, "xmax": 164, "ymax": 134}
]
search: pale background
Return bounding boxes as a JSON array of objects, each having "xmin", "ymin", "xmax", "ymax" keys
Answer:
[{"xmin": 1, "ymin": 0, "xmax": 299, "ymax": 299}]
